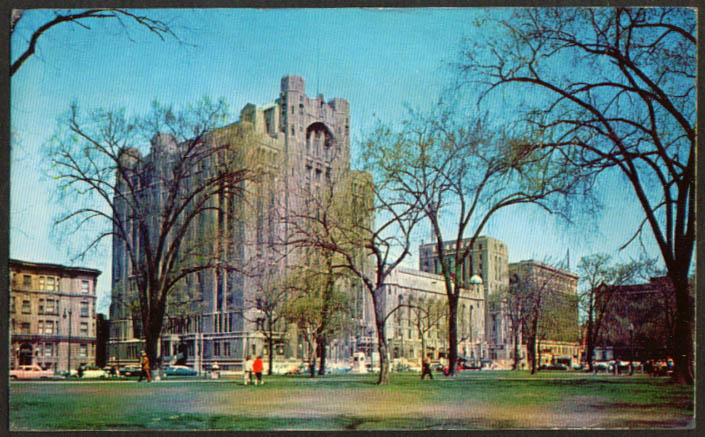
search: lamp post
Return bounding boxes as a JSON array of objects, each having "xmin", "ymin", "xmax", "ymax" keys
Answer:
[
  {"xmin": 63, "ymin": 307, "xmax": 72, "ymax": 377},
  {"xmin": 629, "ymin": 323, "xmax": 635, "ymax": 376},
  {"xmin": 469, "ymin": 275, "xmax": 483, "ymax": 362}
]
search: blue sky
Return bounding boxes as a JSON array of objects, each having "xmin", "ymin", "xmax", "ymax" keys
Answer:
[{"xmin": 10, "ymin": 8, "xmax": 666, "ymax": 314}]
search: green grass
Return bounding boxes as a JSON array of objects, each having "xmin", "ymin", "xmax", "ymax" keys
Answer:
[{"xmin": 10, "ymin": 372, "xmax": 694, "ymax": 430}]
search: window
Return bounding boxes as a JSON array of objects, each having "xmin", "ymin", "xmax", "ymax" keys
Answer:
[
  {"xmin": 10, "ymin": 296, "xmax": 15, "ymax": 314},
  {"xmin": 224, "ymin": 342, "xmax": 231, "ymax": 357},
  {"xmin": 79, "ymin": 344, "xmax": 88, "ymax": 357},
  {"xmin": 80, "ymin": 322, "xmax": 89, "ymax": 336},
  {"xmin": 21, "ymin": 300, "xmax": 31, "ymax": 314},
  {"xmin": 45, "ymin": 344, "xmax": 53, "ymax": 357},
  {"xmin": 46, "ymin": 277, "xmax": 56, "ymax": 291},
  {"xmin": 46, "ymin": 299, "xmax": 55, "ymax": 314},
  {"xmin": 21, "ymin": 322, "xmax": 30, "ymax": 334},
  {"xmin": 214, "ymin": 342, "xmax": 220, "ymax": 356},
  {"xmin": 81, "ymin": 280, "xmax": 90, "ymax": 294},
  {"xmin": 80, "ymin": 301, "xmax": 89, "ymax": 317},
  {"xmin": 23, "ymin": 275, "xmax": 31, "ymax": 288},
  {"xmin": 45, "ymin": 321, "xmax": 54, "ymax": 334},
  {"xmin": 38, "ymin": 321, "xmax": 44, "ymax": 334},
  {"xmin": 39, "ymin": 276, "xmax": 45, "ymax": 290},
  {"xmin": 39, "ymin": 299, "xmax": 45, "ymax": 314}
]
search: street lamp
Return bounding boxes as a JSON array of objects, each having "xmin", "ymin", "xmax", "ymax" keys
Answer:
[
  {"xmin": 63, "ymin": 307, "xmax": 72, "ymax": 377},
  {"xmin": 629, "ymin": 322, "xmax": 635, "ymax": 376},
  {"xmin": 469, "ymin": 275, "xmax": 482, "ymax": 361}
]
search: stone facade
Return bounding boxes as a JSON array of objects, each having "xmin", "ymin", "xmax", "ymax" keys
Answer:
[
  {"xmin": 418, "ymin": 236, "xmax": 509, "ymax": 362},
  {"xmin": 9, "ymin": 259, "xmax": 101, "ymax": 372},
  {"xmin": 381, "ymin": 267, "xmax": 485, "ymax": 364},
  {"xmin": 108, "ymin": 76, "xmax": 366, "ymax": 371}
]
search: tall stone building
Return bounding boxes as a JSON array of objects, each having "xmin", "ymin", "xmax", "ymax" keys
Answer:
[
  {"xmin": 108, "ymin": 76, "xmax": 365, "ymax": 371},
  {"xmin": 10, "ymin": 259, "xmax": 101, "ymax": 372},
  {"xmin": 418, "ymin": 236, "xmax": 509, "ymax": 361}
]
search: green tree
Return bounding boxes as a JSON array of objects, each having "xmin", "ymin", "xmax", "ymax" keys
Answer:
[
  {"xmin": 282, "ymin": 254, "xmax": 351, "ymax": 378},
  {"xmin": 286, "ymin": 168, "xmax": 424, "ymax": 385},
  {"xmin": 458, "ymin": 7, "xmax": 695, "ymax": 384}
]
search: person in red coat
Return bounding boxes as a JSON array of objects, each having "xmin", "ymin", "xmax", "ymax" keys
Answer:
[{"xmin": 252, "ymin": 356, "xmax": 264, "ymax": 385}]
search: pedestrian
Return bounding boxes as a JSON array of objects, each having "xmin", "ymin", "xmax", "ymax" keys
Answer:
[
  {"xmin": 253, "ymin": 355, "xmax": 264, "ymax": 385},
  {"xmin": 138, "ymin": 350, "xmax": 152, "ymax": 382},
  {"xmin": 421, "ymin": 356, "xmax": 433, "ymax": 380},
  {"xmin": 243, "ymin": 355, "xmax": 253, "ymax": 385}
]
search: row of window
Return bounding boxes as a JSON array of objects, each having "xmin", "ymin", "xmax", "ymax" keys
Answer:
[
  {"xmin": 10, "ymin": 297, "xmax": 93, "ymax": 318},
  {"xmin": 11, "ymin": 274, "xmax": 91, "ymax": 293},
  {"xmin": 11, "ymin": 319, "xmax": 94, "ymax": 337}
]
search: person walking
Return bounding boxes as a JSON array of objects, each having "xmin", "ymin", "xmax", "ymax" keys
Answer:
[
  {"xmin": 243, "ymin": 355, "xmax": 253, "ymax": 385},
  {"xmin": 421, "ymin": 356, "xmax": 433, "ymax": 380},
  {"xmin": 138, "ymin": 350, "xmax": 152, "ymax": 382},
  {"xmin": 253, "ymin": 355, "xmax": 264, "ymax": 385}
]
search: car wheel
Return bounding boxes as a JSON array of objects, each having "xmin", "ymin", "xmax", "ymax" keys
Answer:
[{"xmin": 10, "ymin": 375, "xmax": 17, "ymax": 380}]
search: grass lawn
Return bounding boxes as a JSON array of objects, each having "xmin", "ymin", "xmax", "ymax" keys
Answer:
[{"xmin": 9, "ymin": 371, "xmax": 694, "ymax": 430}]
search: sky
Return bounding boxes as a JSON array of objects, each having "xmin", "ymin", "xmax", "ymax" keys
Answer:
[{"xmin": 10, "ymin": 8, "xmax": 668, "ymax": 315}]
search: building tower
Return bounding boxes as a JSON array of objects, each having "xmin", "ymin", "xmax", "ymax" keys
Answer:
[{"xmin": 109, "ymin": 76, "xmax": 358, "ymax": 371}]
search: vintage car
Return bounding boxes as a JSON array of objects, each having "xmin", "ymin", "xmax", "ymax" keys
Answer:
[
  {"xmin": 10, "ymin": 364, "xmax": 55, "ymax": 380},
  {"xmin": 164, "ymin": 365, "xmax": 198, "ymax": 377}
]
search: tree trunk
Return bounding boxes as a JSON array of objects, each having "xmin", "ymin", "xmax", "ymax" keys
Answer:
[
  {"xmin": 307, "ymin": 337, "xmax": 316, "ymax": 378},
  {"xmin": 267, "ymin": 337, "xmax": 274, "ymax": 376},
  {"xmin": 317, "ymin": 337, "xmax": 327, "ymax": 376},
  {"xmin": 512, "ymin": 331, "xmax": 520, "ymax": 371},
  {"xmin": 376, "ymin": 325, "xmax": 390, "ymax": 385},
  {"xmin": 528, "ymin": 316, "xmax": 538, "ymax": 374},
  {"xmin": 671, "ymin": 272, "xmax": 693, "ymax": 384},
  {"xmin": 586, "ymin": 313, "xmax": 595, "ymax": 373},
  {"xmin": 447, "ymin": 294, "xmax": 459, "ymax": 376}
]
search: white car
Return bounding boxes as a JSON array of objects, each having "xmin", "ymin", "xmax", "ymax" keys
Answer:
[
  {"xmin": 10, "ymin": 364, "xmax": 55, "ymax": 380},
  {"xmin": 78, "ymin": 365, "xmax": 107, "ymax": 378}
]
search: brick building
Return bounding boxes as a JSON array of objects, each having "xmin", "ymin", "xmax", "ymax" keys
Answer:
[
  {"xmin": 508, "ymin": 260, "xmax": 580, "ymax": 368},
  {"xmin": 9, "ymin": 259, "xmax": 101, "ymax": 372}
]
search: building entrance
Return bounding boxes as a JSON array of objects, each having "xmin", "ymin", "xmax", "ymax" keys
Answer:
[{"xmin": 19, "ymin": 343, "xmax": 33, "ymax": 365}]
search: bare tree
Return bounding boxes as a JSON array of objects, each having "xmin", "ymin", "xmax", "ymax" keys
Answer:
[
  {"xmin": 11, "ymin": 8, "xmax": 180, "ymax": 76},
  {"xmin": 243, "ymin": 264, "xmax": 291, "ymax": 376},
  {"xmin": 364, "ymin": 111, "xmax": 591, "ymax": 376},
  {"xmin": 47, "ymin": 98, "xmax": 252, "ymax": 368},
  {"xmin": 457, "ymin": 7, "xmax": 695, "ymax": 384}
]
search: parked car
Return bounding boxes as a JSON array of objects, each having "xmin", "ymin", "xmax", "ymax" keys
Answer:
[
  {"xmin": 119, "ymin": 366, "xmax": 142, "ymax": 377},
  {"xmin": 165, "ymin": 365, "xmax": 198, "ymax": 377},
  {"xmin": 539, "ymin": 363, "xmax": 568, "ymax": 371},
  {"xmin": 285, "ymin": 363, "xmax": 309, "ymax": 375},
  {"xmin": 10, "ymin": 364, "xmax": 55, "ymax": 380},
  {"xmin": 78, "ymin": 365, "xmax": 107, "ymax": 378}
]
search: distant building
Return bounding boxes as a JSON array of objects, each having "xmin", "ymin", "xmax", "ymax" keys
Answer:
[
  {"xmin": 109, "ymin": 76, "xmax": 369, "ymax": 370},
  {"xmin": 508, "ymin": 260, "xmax": 580, "ymax": 368},
  {"xmin": 418, "ymin": 236, "xmax": 509, "ymax": 362},
  {"xmin": 597, "ymin": 276, "xmax": 678, "ymax": 362},
  {"xmin": 381, "ymin": 266, "xmax": 485, "ymax": 364},
  {"xmin": 9, "ymin": 259, "xmax": 101, "ymax": 372}
]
